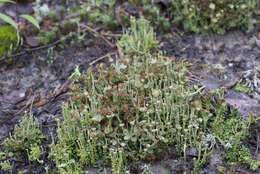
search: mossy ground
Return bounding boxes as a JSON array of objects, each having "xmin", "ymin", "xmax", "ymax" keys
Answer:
[
  {"xmin": 1, "ymin": 18, "xmax": 258, "ymax": 174},
  {"xmin": 0, "ymin": 0, "xmax": 259, "ymax": 174}
]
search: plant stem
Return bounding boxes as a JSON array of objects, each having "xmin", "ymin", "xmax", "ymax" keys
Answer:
[{"xmin": 16, "ymin": 0, "xmax": 18, "ymax": 23}]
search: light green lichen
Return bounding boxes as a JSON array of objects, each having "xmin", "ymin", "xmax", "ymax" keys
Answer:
[{"xmin": 233, "ymin": 79, "xmax": 251, "ymax": 94}]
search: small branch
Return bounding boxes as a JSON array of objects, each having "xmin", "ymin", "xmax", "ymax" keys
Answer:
[
  {"xmin": 210, "ymin": 31, "xmax": 216, "ymax": 51},
  {"xmin": 0, "ymin": 34, "xmax": 73, "ymax": 63},
  {"xmin": 0, "ymin": 51, "xmax": 26, "ymax": 63},
  {"xmin": 102, "ymin": 33, "xmax": 122, "ymax": 37},
  {"xmin": 16, "ymin": 0, "xmax": 18, "ymax": 23},
  {"xmin": 90, "ymin": 51, "xmax": 118, "ymax": 66},
  {"xmin": 80, "ymin": 24, "xmax": 115, "ymax": 48},
  {"xmin": 64, "ymin": 12, "xmax": 79, "ymax": 20},
  {"xmin": 116, "ymin": 42, "xmax": 124, "ymax": 59}
]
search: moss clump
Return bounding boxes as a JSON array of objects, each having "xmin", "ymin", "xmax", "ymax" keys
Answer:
[
  {"xmin": 233, "ymin": 79, "xmax": 251, "ymax": 94},
  {"xmin": 119, "ymin": 17, "xmax": 158, "ymax": 56},
  {"xmin": 48, "ymin": 17, "xmax": 258, "ymax": 174},
  {"xmin": 0, "ymin": 25, "xmax": 18, "ymax": 57},
  {"xmin": 170, "ymin": 0, "xmax": 259, "ymax": 34},
  {"xmin": 73, "ymin": 0, "xmax": 258, "ymax": 34},
  {"xmin": 37, "ymin": 29, "xmax": 58, "ymax": 45},
  {"xmin": 1, "ymin": 113, "xmax": 45, "ymax": 158},
  {"xmin": 0, "ymin": 113, "xmax": 45, "ymax": 173}
]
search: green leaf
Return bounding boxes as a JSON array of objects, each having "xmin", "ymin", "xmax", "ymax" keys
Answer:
[
  {"xmin": 0, "ymin": 0, "xmax": 15, "ymax": 3},
  {"xmin": 20, "ymin": 14, "xmax": 40, "ymax": 30},
  {"xmin": 0, "ymin": 13, "xmax": 17, "ymax": 29}
]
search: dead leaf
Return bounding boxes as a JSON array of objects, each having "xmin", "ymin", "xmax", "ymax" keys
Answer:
[{"xmin": 25, "ymin": 36, "xmax": 39, "ymax": 47}]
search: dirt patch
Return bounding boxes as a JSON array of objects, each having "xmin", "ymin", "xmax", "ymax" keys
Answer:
[{"xmin": 162, "ymin": 29, "xmax": 260, "ymax": 118}]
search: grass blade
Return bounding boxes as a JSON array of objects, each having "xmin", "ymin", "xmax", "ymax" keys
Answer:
[
  {"xmin": 20, "ymin": 14, "xmax": 40, "ymax": 30},
  {"xmin": 0, "ymin": 13, "xmax": 17, "ymax": 29},
  {"xmin": 0, "ymin": 0, "xmax": 15, "ymax": 3}
]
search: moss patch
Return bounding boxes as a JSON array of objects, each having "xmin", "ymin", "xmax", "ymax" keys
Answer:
[
  {"xmin": 0, "ymin": 25, "xmax": 18, "ymax": 58},
  {"xmin": 47, "ymin": 18, "xmax": 260, "ymax": 173}
]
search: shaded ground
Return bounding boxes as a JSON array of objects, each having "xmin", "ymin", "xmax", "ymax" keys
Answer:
[
  {"xmin": 162, "ymin": 29, "xmax": 260, "ymax": 118},
  {"xmin": 0, "ymin": 1, "xmax": 260, "ymax": 174}
]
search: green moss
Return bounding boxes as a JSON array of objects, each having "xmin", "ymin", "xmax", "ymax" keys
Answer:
[
  {"xmin": 119, "ymin": 17, "xmax": 158, "ymax": 56},
  {"xmin": 170, "ymin": 0, "xmax": 258, "ymax": 34},
  {"xmin": 211, "ymin": 110, "xmax": 260, "ymax": 170},
  {"xmin": 224, "ymin": 145, "xmax": 260, "ymax": 170},
  {"xmin": 1, "ymin": 113, "xmax": 45, "ymax": 158},
  {"xmin": 233, "ymin": 79, "xmax": 251, "ymax": 94},
  {"xmin": 37, "ymin": 30, "xmax": 57, "ymax": 45},
  {"xmin": 0, "ymin": 112, "xmax": 46, "ymax": 172},
  {"xmin": 83, "ymin": 0, "xmax": 258, "ymax": 34},
  {"xmin": 46, "ymin": 16, "xmax": 259, "ymax": 173},
  {"xmin": 0, "ymin": 25, "xmax": 18, "ymax": 57}
]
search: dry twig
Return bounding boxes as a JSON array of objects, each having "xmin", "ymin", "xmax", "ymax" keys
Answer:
[
  {"xmin": 116, "ymin": 42, "xmax": 124, "ymax": 59},
  {"xmin": 102, "ymin": 33, "xmax": 122, "ymax": 37},
  {"xmin": 89, "ymin": 51, "xmax": 118, "ymax": 66},
  {"xmin": 80, "ymin": 24, "xmax": 115, "ymax": 48},
  {"xmin": 0, "ymin": 34, "xmax": 72, "ymax": 63}
]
